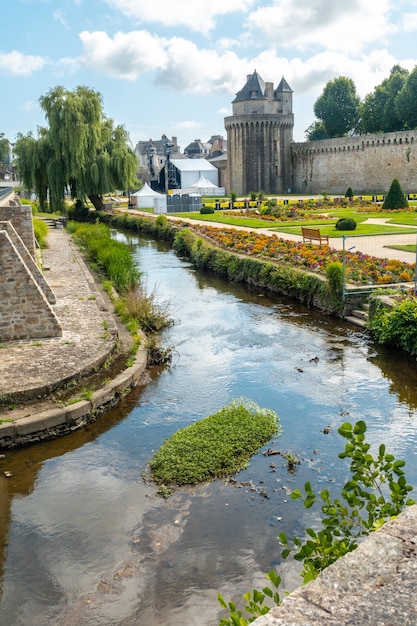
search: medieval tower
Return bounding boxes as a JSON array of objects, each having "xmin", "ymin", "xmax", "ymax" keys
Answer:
[{"xmin": 224, "ymin": 70, "xmax": 294, "ymax": 195}]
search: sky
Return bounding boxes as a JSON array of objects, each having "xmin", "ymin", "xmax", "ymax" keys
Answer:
[{"xmin": 2, "ymin": 0, "xmax": 417, "ymax": 152}]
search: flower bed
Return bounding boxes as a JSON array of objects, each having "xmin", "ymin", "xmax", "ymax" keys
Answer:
[{"xmin": 190, "ymin": 224, "xmax": 415, "ymax": 285}]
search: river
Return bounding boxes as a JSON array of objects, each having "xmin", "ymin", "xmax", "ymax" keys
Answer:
[{"xmin": 1, "ymin": 232, "xmax": 417, "ymax": 625}]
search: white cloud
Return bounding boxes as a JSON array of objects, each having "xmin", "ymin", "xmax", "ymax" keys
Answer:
[
  {"xmin": 54, "ymin": 9, "xmax": 69, "ymax": 29},
  {"xmin": 103, "ymin": 0, "xmax": 256, "ymax": 33},
  {"xmin": 246, "ymin": 0, "xmax": 393, "ymax": 54},
  {"xmin": 402, "ymin": 12, "xmax": 417, "ymax": 32},
  {"xmin": 176, "ymin": 120, "xmax": 204, "ymax": 129},
  {"xmin": 79, "ymin": 30, "xmax": 169, "ymax": 79},
  {"xmin": 78, "ymin": 30, "xmax": 248, "ymax": 92},
  {"xmin": 0, "ymin": 50, "xmax": 48, "ymax": 76}
]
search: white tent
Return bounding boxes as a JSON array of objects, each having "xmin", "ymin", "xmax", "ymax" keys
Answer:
[
  {"xmin": 191, "ymin": 175, "xmax": 218, "ymax": 189},
  {"xmin": 132, "ymin": 183, "xmax": 163, "ymax": 209}
]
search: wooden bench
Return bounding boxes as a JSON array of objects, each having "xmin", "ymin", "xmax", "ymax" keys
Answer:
[{"xmin": 301, "ymin": 226, "xmax": 329, "ymax": 246}]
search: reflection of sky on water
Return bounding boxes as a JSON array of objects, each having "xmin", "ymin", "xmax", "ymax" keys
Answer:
[{"xmin": 1, "ymin": 234, "xmax": 417, "ymax": 625}]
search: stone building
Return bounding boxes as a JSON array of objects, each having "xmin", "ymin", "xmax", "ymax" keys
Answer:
[
  {"xmin": 224, "ymin": 71, "xmax": 417, "ymax": 196},
  {"xmin": 224, "ymin": 70, "xmax": 294, "ymax": 195}
]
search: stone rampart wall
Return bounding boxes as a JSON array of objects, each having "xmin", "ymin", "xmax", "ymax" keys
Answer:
[
  {"xmin": 0, "ymin": 201, "xmax": 35, "ymax": 256},
  {"xmin": 291, "ymin": 130, "xmax": 417, "ymax": 194}
]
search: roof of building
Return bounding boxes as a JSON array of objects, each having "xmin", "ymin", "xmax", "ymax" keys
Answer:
[
  {"xmin": 170, "ymin": 159, "xmax": 217, "ymax": 172},
  {"xmin": 233, "ymin": 70, "xmax": 267, "ymax": 103},
  {"xmin": 276, "ymin": 76, "xmax": 293, "ymax": 92}
]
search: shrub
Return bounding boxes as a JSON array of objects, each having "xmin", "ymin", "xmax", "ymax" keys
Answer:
[
  {"xmin": 345, "ymin": 186, "xmax": 354, "ymax": 199},
  {"xmin": 200, "ymin": 205, "xmax": 215, "ymax": 214},
  {"xmin": 33, "ymin": 217, "xmax": 49, "ymax": 248},
  {"xmin": 68, "ymin": 221, "xmax": 141, "ymax": 293},
  {"xmin": 324, "ymin": 261, "xmax": 344, "ymax": 312},
  {"xmin": 368, "ymin": 296, "xmax": 417, "ymax": 356},
  {"xmin": 335, "ymin": 217, "xmax": 357, "ymax": 231},
  {"xmin": 382, "ymin": 178, "xmax": 409, "ymax": 209}
]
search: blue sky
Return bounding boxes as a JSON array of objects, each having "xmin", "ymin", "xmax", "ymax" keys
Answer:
[{"xmin": 2, "ymin": 0, "xmax": 417, "ymax": 152}]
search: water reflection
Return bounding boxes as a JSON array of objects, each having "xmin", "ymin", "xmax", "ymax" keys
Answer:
[{"xmin": 1, "ymin": 234, "xmax": 417, "ymax": 625}]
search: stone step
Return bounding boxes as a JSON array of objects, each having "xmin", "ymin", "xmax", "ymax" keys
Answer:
[
  {"xmin": 351, "ymin": 309, "xmax": 369, "ymax": 320},
  {"xmin": 344, "ymin": 315, "xmax": 368, "ymax": 328}
]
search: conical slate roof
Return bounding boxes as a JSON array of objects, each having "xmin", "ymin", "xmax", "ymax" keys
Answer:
[
  {"xmin": 276, "ymin": 76, "xmax": 293, "ymax": 92},
  {"xmin": 232, "ymin": 70, "xmax": 267, "ymax": 103}
]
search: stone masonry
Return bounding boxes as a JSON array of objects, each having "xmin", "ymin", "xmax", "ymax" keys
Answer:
[{"xmin": 0, "ymin": 198, "xmax": 62, "ymax": 342}]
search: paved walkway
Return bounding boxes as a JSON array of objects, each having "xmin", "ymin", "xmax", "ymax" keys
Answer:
[{"xmin": 0, "ymin": 228, "xmax": 118, "ymax": 416}]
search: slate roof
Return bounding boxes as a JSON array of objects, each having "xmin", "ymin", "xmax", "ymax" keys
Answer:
[{"xmin": 232, "ymin": 70, "xmax": 267, "ymax": 103}]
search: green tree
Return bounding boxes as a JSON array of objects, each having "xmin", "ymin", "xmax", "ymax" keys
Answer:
[
  {"xmin": 382, "ymin": 178, "xmax": 408, "ymax": 209},
  {"xmin": 305, "ymin": 120, "xmax": 328, "ymax": 140},
  {"xmin": 360, "ymin": 65, "xmax": 409, "ymax": 133},
  {"xmin": 314, "ymin": 76, "xmax": 361, "ymax": 138},
  {"xmin": 14, "ymin": 86, "xmax": 138, "ymax": 212},
  {"xmin": 395, "ymin": 65, "xmax": 417, "ymax": 129},
  {"xmin": 0, "ymin": 133, "xmax": 10, "ymax": 165}
]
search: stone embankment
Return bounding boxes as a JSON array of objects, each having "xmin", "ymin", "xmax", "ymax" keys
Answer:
[
  {"xmin": 0, "ymin": 227, "xmax": 148, "ymax": 449},
  {"xmin": 253, "ymin": 503, "xmax": 417, "ymax": 626}
]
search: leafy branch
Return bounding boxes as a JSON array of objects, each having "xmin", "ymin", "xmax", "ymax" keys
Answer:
[{"xmin": 218, "ymin": 420, "xmax": 415, "ymax": 623}]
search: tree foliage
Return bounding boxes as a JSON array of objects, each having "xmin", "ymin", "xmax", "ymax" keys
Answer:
[
  {"xmin": 305, "ymin": 120, "xmax": 328, "ymax": 141},
  {"xmin": 395, "ymin": 65, "xmax": 417, "ymax": 129},
  {"xmin": 0, "ymin": 133, "xmax": 10, "ymax": 165},
  {"xmin": 14, "ymin": 86, "xmax": 138, "ymax": 212},
  {"xmin": 313, "ymin": 76, "xmax": 360, "ymax": 138},
  {"xmin": 360, "ymin": 65, "xmax": 409, "ymax": 133},
  {"xmin": 382, "ymin": 178, "xmax": 408, "ymax": 210}
]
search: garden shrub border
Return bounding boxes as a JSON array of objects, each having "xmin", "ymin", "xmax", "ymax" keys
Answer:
[{"xmin": 94, "ymin": 212, "xmax": 345, "ymax": 316}]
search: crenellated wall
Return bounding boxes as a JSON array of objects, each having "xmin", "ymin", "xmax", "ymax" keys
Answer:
[{"xmin": 291, "ymin": 131, "xmax": 417, "ymax": 194}]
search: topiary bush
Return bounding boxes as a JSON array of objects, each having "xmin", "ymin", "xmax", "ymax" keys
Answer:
[
  {"xmin": 200, "ymin": 205, "xmax": 215, "ymax": 214},
  {"xmin": 382, "ymin": 178, "xmax": 409, "ymax": 209},
  {"xmin": 345, "ymin": 186, "xmax": 354, "ymax": 199},
  {"xmin": 335, "ymin": 217, "xmax": 357, "ymax": 231}
]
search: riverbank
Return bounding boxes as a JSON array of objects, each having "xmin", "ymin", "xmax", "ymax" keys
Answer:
[{"xmin": 0, "ymin": 228, "xmax": 148, "ymax": 449}]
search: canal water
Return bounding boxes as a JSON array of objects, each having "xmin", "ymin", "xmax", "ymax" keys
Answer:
[{"xmin": 1, "ymin": 233, "xmax": 417, "ymax": 626}]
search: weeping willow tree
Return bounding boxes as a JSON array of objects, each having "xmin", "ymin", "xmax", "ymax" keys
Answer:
[{"xmin": 14, "ymin": 86, "xmax": 138, "ymax": 212}]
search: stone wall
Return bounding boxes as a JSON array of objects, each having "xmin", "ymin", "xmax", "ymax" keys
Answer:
[
  {"xmin": 291, "ymin": 130, "xmax": 417, "ymax": 194},
  {"xmin": 225, "ymin": 115, "xmax": 294, "ymax": 195},
  {"xmin": 0, "ymin": 201, "xmax": 35, "ymax": 256},
  {"xmin": 0, "ymin": 228, "xmax": 61, "ymax": 342}
]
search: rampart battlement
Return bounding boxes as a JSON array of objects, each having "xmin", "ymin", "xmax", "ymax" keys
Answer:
[{"xmin": 290, "ymin": 130, "xmax": 417, "ymax": 194}]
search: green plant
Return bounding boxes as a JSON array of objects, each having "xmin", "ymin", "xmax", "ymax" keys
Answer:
[
  {"xmin": 382, "ymin": 178, "xmax": 409, "ymax": 209},
  {"xmin": 218, "ymin": 570, "xmax": 282, "ymax": 625},
  {"xmin": 69, "ymin": 221, "xmax": 141, "ymax": 293},
  {"xmin": 33, "ymin": 217, "xmax": 49, "ymax": 249},
  {"xmin": 345, "ymin": 186, "xmax": 354, "ymax": 199},
  {"xmin": 368, "ymin": 295, "xmax": 417, "ymax": 356},
  {"xmin": 324, "ymin": 261, "xmax": 344, "ymax": 313},
  {"xmin": 200, "ymin": 205, "xmax": 215, "ymax": 214},
  {"xmin": 148, "ymin": 398, "xmax": 280, "ymax": 491},
  {"xmin": 218, "ymin": 420, "xmax": 414, "ymax": 624},
  {"xmin": 281, "ymin": 450, "xmax": 300, "ymax": 472},
  {"xmin": 335, "ymin": 217, "xmax": 357, "ymax": 230},
  {"xmin": 81, "ymin": 388, "xmax": 93, "ymax": 401},
  {"xmin": 279, "ymin": 420, "xmax": 415, "ymax": 583}
]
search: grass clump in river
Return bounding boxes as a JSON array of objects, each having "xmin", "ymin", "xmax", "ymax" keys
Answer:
[{"xmin": 148, "ymin": 398, "xmax": 281, "ymax": 494}]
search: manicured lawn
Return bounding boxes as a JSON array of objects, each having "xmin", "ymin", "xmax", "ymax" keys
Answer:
[{"xmin": 272, "ymin": 223, "xmax": 417, "ymax": 238}]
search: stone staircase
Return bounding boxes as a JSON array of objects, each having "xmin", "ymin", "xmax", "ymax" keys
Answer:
[{"xmin": 344, "ymin": 303, "xmax": 369, "ymax": 328}]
